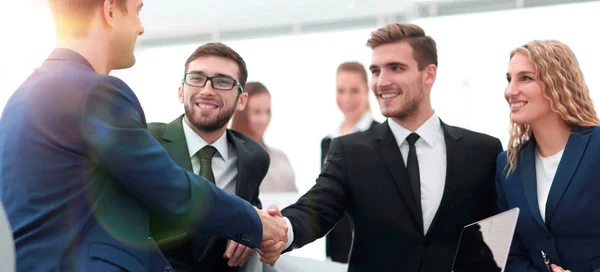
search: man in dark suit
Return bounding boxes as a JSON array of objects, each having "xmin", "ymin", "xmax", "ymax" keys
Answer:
[
  {"xmin": 149, "ymin": 43, "xmax": 272, "ymax": 271},
  {"xmin": 0, "ymin": 1, "xmax": 287, "ymax": 271},
  {"xmin": 266, "ymin": 23, "xmax": 503, "ymax": 271}
]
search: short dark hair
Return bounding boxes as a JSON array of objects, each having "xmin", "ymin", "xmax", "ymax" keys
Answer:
[
  {"xmin": 184, "ymin": 43, "xmax": 248, "ymax": 88},
  {"xmin": 48, "ymin": 0, "xmax": 128, "ymax": 37},
  {"xmin": 366, "ymin": 23, "xmax": 438, "ymax": 70}
]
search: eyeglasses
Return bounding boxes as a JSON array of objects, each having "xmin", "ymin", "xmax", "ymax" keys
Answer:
[{"xmin": 182, "ymin": 73, "xmax": 243, "ymax": 92}]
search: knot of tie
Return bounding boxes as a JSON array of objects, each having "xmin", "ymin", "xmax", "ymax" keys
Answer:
[
  {"xmin": 198, "ymin": 145, "xmax": 217, "ymax": 160},
  {"xmin": 406, "ymin": 133, "xmax": 420, "ymax": 146}
]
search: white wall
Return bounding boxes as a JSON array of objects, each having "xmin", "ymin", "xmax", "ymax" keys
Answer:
[{"xmin": 1, "ymin": 0, "xmax": 599, "ymax": 263}]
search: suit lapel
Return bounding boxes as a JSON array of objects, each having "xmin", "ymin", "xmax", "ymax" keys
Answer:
[
  {"xmin": 162, "ymin": 115, "xmax": 194, "ymax": 172},
  {"xmin": 519, "ymin": 139, "xmax": 547, "ymax": 229},
  {"xmin": 545, "ymin": 126, "xmax": 592, "ymax": 223},
  {"xmin": 428, "ymin": 121, "xmax": 464, "ymax": 232},
  {"xmin": 228, "ymin": 130, "xmax": 254, "ymax": 200},
  {"xmin": 374, "ymin": 121, "xmax": 423, "ymax": 232}
]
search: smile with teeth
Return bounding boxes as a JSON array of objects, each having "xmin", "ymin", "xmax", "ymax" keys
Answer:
[
  {"xmin": 510, "ymin": 102, "xmax": 527, "ymax": 108},
  {"xmin": 380, "ymin": 93, "xmax": 399, "ymax": 100},
  {"xmin": 196, "ymin": 102, "xmax": 218, "ymax": 109}
]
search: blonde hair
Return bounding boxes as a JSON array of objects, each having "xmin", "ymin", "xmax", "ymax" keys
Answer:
[{"xmin": 506, "ymin": 40, "xmax": 600, "ymax": 176}]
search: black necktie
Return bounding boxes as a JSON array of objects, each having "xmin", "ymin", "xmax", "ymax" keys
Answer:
[
  {"xmin": 406, "ymin": 133, "xmax": 421, "ymax": 211},
  {"xmin": 197, "ymin": 146, "xmax": 217, "ymax": 183}
]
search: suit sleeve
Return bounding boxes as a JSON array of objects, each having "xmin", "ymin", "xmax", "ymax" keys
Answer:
[
  {"xmin": 495, "ymin": 153, "xmax": 537, "ymax": 271},
  {"xmin": 281, "ymin": 138, "xmax": 349, "ymax": 249},
  {"xmin": 80, "ymin": 77, "xmax": 262, "ymax": 248}
]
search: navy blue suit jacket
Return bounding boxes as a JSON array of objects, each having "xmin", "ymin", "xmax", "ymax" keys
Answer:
[
  {"xmin": 496, "ymin": 126, "xmax": 600, "ymax": 272},
  {"xmin": 0, "ymin": 49, "xmax": 262, "ymax": 272}
]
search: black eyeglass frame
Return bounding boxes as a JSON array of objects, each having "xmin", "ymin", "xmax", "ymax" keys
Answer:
[{"xmin": 182, "ymin": 73, "xmax": 244, "ymax": 92}]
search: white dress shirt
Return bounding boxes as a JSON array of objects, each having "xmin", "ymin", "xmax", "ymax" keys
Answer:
[
  {"xmin": 388, "ymin": 113, "xmax": 447, "ymax": 234},
  {"xmin": 182, "ymin": 119, "xmax": 237, "ymax": 194},
  {"xmin": 535, "ymin": 148, "xmax": 563, "ymax": 222},
  {"xmin": 283, "ymin": 113, "xmax": 447, "ymax": 250}
]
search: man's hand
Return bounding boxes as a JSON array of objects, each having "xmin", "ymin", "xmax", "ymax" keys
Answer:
[
  {"xmin": 223, "ymin": 240, "xmax": 254, "ymax": 267},
  {"xmin": 254, "ymin": 205, "xmax": 287, "ymax": 244},
  {"xmin": 256, "ymin": 205, "xmax": 286, "ymax": 266},
  {"xmin": 551, "ymin": 264, "xmax": 571, "ymax": 272}
]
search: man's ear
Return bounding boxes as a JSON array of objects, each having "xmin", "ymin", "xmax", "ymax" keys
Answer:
[
  {"xmin": 237, "ymin": 92, "xmax": 248, "ymax": 111},
  {"xmin": 102, "ymin": 0, "xmax": 118, "ymax": 27},
  {"xmin": 423, "ymin": 64, "xmax": 437, "ymax": 87},
  {"xmin": 178, "ymin": 85, "xmax": 184, "ymax": 103}
]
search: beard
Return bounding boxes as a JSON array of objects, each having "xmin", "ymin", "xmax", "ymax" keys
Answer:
[
  {"xmin": 382, "ymin": 84, "xmax": 425, "ymax": 120},
  {"xmin": 184, "ymin": 100, "xmax": 237, "ymax": 133}
]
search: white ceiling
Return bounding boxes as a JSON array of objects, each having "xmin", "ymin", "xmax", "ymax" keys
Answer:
[
  {"xmin": 138, "ymin": 0, "xmax": 467, "ymax": 43},
  {"xmin": 27, "ymin": 0, "xmax": 595, "ymax": 46}
]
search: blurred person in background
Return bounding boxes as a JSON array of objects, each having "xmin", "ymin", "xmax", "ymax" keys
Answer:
[
  {"xmin": 496, "ymin": 40, "xmax": 600, "ymax": 272},
  {"xmin": 231, "ymin": 82, "xmax": 298, "ymax": 193},
  {"xmin": 321, "ymin": 61, "xmax": 380, "ymax": 263}
]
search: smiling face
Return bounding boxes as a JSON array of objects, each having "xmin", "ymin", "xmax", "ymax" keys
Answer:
[
  {"xmin": 336, "ymin": 71, "xmax": 369, "ymax": 121},
  {"xmin": 505, "ymin": 53, "xmax": 554, "ymax": 126},
  {"xmin": 179, "ymin": 56, "xmax": 248, "ymax": 132},
  {"xmin": 245, "ymin": 92, "xmax": 271, "ymax": 139},
  {"xmin": 369, "ymin": 41, "xmax": 435, "ymax": 121}
]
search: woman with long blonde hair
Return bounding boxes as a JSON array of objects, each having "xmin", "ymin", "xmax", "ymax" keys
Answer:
[{"xmin": 496, "ymin": 40, "xmax": 600, "ymax": 272}]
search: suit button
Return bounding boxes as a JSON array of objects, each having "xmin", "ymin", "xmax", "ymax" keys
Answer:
[
  {"xmin": 163, "ymin": 267, "xmax": 173, "ymax": 272},
  {"xmin": 545, "ymin": 233, "xmax": 552, "ymax": 240},
  {"xmin": 237, "ymin": 232, "xmax": 252, "ymax": 242}
]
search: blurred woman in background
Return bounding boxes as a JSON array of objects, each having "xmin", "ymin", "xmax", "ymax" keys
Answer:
[
  {"xmin": 231, "ymin": 82, "xmax": 298, "ymax": 193},
  {"xmin": 322, "ymin": 61, "xmax": 380, "ymax": 263}
]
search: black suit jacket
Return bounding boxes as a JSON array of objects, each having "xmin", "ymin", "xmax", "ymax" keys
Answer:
[
  {"xmin": 321, "ymin": 120, "xmax": 380, "ymax": 263},
  {"xmin": 282, "ymin": 119, "xmax": 503, "ymax": 271},
  {"xmin": 148, "ymin": 115, "xmax": 270, "ymax": 272}
]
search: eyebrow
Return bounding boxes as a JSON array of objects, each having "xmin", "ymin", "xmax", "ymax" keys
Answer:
[
  {"xmin": 187, "ymin": 71, "xmax": 236, "ymax": 80},
  {"xmin": 369, "ymin": 61, "xmax": 409, "ymax": 71},
  {"xmin": 506, "ymin": 70, "xmax": 535, "ymax": 77}
]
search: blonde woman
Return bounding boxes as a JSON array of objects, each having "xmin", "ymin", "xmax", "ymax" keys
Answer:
[{"xmin": 496, "ymin": 40, "xmax": 600, "ymax": 272}]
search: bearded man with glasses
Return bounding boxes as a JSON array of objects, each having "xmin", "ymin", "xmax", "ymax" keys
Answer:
[{"xmin": 148, "ymin": 43, "xmax": 285, "ymax": 271}]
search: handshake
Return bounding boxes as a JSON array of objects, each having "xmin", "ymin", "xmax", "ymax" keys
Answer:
[{"xmin": 223, "ymin": 205, "xmax": 288, "ymax": 267}]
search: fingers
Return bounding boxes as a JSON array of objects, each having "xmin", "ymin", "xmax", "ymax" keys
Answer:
[
  {"xmin": 223, "ymin": 240, "xmax": 238, "ymax": 259},
  {"xmin": 257, "ymin": 240, "xmax": 285, "ymax": 266},
  {"xmin": 258, "ymin": 208, "xmax": 288, "ymax": 243},
  {"xmin": 224, "ymin": 240, "xmax": 254, "ymax": 267},
  {"xmin": 551, "ymin": 264, "xmax": 570, "ymax": 272},
  {"xmin": 267, "ymin": 204, "xmax": 282, "ymax": 217}
]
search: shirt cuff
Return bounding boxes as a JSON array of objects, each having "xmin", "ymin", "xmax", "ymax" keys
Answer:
[{"xmin": 283, "ymin": 217, "xmax": 294, "ymax": 250}]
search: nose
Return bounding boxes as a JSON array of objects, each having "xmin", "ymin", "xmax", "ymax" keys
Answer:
[
  {"xmin": 505, "ymin": 81, "xmax": 520, "ymax": 98},
  {"xmin": 139, "ymin": 24, "xmax": 145, "ymax": 36},
  {"xmin": 375, "ymin": 71, "xmax": 392, "ymax": 90}
]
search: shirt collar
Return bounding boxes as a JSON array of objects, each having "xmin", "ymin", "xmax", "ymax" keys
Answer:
[
  {"xmin": 182, "ymin": 118, "xmax": 230, "ymax": 161},
  {"xmin": 328, "ymin": 111, "xmax": 374, "ymax": 138},
  {"xmin": 387, "ymin": 112, "xmax": 442, "ymax": 148}
]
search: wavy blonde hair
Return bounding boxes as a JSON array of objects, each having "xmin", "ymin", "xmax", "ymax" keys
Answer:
[{"xmin": 506, "ymin": 40, "xmax": 600, "ymax": 176}]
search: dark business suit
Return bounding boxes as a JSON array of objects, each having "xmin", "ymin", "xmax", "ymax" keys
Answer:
[
  {"xmin": 148, "ymin": 116, "xmax": 269, "ymax": 272},
  {"xmin": 320, "ymin": 120, "xmax": 379, "ymax": 263},
  {"xmin": 0, "ymin": 49, "xmax": 262, "ymax": 272},
  {"xmin": 496, "ymin": 126, "xmax": 600, "ymax": 272},
  {"xmin": 283, "ymin": 119, "xmax": 503, "ymax": 271}
]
